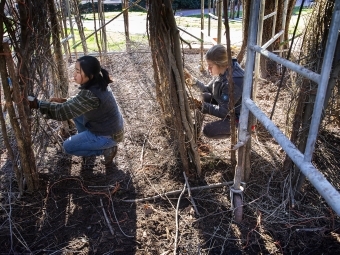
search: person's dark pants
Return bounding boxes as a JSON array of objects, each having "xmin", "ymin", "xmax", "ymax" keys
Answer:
[
  {"xmin": 203, "ymin": 118, "xmax": 232, "ymax": 139},
  {"xmin": 201, "ymin": 92, "xmax": 236, "ymax": 139}
]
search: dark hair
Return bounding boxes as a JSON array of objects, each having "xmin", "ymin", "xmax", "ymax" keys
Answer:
[
  {"xmin": 77, "ymin": 55, "xmax": 113, "ymax": 91},
  {"xmin": 205, "ymin": 44, "xmax": 228, "ymax": 68}
]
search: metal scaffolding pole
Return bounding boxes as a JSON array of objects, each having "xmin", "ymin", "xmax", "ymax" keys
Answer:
[
  {"xmin": 244, "ymin": 98, "xmax": 340, "ymax": 215},
  {"xmin": 238, "ymin": 0, "xmax": 340, "ymax": 216},
  {"xmin": 304, "ymin": 5, "xmax": 340, "ymax": 162}
]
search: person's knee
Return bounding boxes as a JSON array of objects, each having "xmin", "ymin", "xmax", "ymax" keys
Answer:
[
  {"xmin": 202, "ymin": 126, "xmax": 219, "ymax": 138},
  {"xmin": 203, "ymin": 126, "xmax": 230, "ymax": 139},
  {"xmin": 202, "ymin": 127, "xmax": 213, "ymax": 138},
  {"xmin": 63, "ymin": 139, "xmax": 74, "ymax": 155}
]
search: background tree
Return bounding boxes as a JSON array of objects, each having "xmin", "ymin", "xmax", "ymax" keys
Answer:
[
  {"xmin": 48, "ymin": 0, "xmax": 69, "ymax": 98},
  {"xmin": 71, "ymin": 0, "xmax": 88, "ymax": 54},
  {"xmin": 237, "ymin": 0, "xmax": 250, "ymax": 63},
  {"xmin": 123, "ymin": 0, "xmax": 130, "ymax": 51},
  {"xmin": 260, "ymin": 0, "xmax": 296, "ymax": 78},
  {"xmin": 238, "ymin": 0, "xmax": 296, "ymax": 71},
  {"xmin": 98, "ymin": 0, "xmax": 107, "ymax": 54}
]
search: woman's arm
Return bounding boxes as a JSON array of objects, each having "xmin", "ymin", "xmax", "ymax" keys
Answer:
[
  {"xmin": 201, "ymin": 79, "xmax": 230, "ymax": 118},
  {"xmin": 201, "ymin": 102, "xmax": 229, "ymax": 118},
  {"xmin": 184, "ymin": 68, "xmax": 213, "ymax": 93},
  {"xmin": 38, "ymin": 90, "xmax": 100, "ymax": 121},
  {"xmin": 194, "ymin": 78, "xmax": 214, "ymax": 93}
]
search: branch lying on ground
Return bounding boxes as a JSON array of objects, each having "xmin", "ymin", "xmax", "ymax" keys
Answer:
[
  {"xmin": 121, "ymin": 181, "xmax": 234, "ymax": 203},
  {"xmin": 100, "ymin": 198, "xmax": 115, "ymax": 235}
]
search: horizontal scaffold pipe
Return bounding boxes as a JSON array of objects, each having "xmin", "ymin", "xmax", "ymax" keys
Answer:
[
  {"xmin": 243, "ymin": 97, "xmax": 340, "ymax": 216},
  {"xmin": 250, "ymin": 44, "xmax": 321, "ymax": 84}
]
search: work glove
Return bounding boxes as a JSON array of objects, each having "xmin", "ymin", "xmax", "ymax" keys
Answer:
[
  {"xmin": 49, "ymin": 97, "xmax": 67, "ymax": 103},
  {"xmin": 188, "ymin": 96, "xmax": 202, "ymax": 110},
  {"xmin": 28, "ymin": 96, "xmax": 39, "ymax": 109}
]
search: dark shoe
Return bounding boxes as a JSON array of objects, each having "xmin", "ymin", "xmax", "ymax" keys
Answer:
[
  {"xmin": 102, "ymin": 146, "xmax": 117, "ymax": 166},
  {"xmin": 82, "ymin": 155, "xmax": 96, "ymax": 166}
]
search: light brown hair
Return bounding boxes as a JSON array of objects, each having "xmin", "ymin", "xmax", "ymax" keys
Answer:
[{"xmin": 205, "ymin": 44, "xmax": 228, "ymax": 68}]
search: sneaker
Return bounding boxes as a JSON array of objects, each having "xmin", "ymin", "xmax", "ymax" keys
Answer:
[{"xmin": 102, "ymin": 146, "xmax": 118, "ymax": 166}]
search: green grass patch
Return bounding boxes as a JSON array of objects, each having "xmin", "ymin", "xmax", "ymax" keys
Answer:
[
  {"xmin": 292, "ymin": 6, "xmax": 313, "ymax": 16},
  {"xmin": 65, "ymin": 27, "xmax": 148, "ymax": 52},
  {"xmin": 67, "ymin": 9, "xmax": 311, "ymax": 53},
  {"xmin": 288, "ymin": 7, "xmax": 312, "ymax": 36},
  {"xmin": 81, "ymin": 11, "xmax": 147, "ymax": 21},
  {"xmin": 175, "ymin": 15, "xmax": 242, "ymax": 30},
  {"xmin": 130, "ymin": 34, "xmax": 148, "ymax": 44},
  {"xmin": 188, "ymin": 12, "xmax": 243, "ymax": 19}
]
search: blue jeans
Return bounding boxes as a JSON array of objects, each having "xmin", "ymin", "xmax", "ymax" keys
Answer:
[{"xmin": 63, "ymin": 116, "xmax": 117, "ymax": 157}]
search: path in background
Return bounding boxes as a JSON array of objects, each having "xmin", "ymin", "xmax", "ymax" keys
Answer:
[
  {"xmin": 80, "ymin": 10, "xmax": 243, "ymax": 48},
  {"xmin": 176, "ymin": 9, "xmax": 243, "ymax": 47}
]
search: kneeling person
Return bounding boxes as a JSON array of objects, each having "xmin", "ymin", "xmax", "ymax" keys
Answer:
[{"xmin": 29, "ymin": 55, "xmax": 124, "ymax": 166}]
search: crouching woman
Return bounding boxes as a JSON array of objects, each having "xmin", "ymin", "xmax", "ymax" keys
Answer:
[{"xmin": 29, "ymin": 55, "xmax": 124, "ymax": 166}]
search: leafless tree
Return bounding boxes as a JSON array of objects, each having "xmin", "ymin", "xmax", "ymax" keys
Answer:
[
  {"xmin": 147, "ymin": 0, "xmax": 201, "ymax": 176},
  {"xmin": 0, "ymin": 0, "xmax": 70, "ymax": 192}
]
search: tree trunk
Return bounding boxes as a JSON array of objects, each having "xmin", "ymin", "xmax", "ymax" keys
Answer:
[
  {"xmin": 72, "ymin": 0, "xmax": 88, "ymax": 54},
  {"xmin": 48, "ymin": 0, "xmax": 68, "ymax": 97},
  {"xmin": 58, "ymin": 0, "xmax": 72, "ymax": 62},
  {"xmin": 48, "ymin": 0, "xmax": 73, "ymax": 136},
  {"xmin": 92, "ymin": 0, "xmax": 102, "ymax": 60},
  {"xmin": 237, "ymin": 0, "xmax": 250, "ymax": 63},
  {"xmin": 0, "ymin": 83, "xmax": 23, "ymax": 194},
  {"xmin": 1, "ymin": 42, "xmax": 39, "ymax": 192},
  {"xmin": 230, "ymin": 0, "xmax": 235, "ymax": 19},
  {"xmin": 0, "ymin": 1, "xmax": 25, "ymax": 194},
  {"xmin": 237, "ymin": 0, "xmax": 241, "ymax": 18},
  {"xmin": 123, "ymin": 0, "xmax": 130, "ymax": 51},
  {"xmin": 259, "ymin": 0, "xmax": 296, "ymax": 78},
  {"xmin": 148, "ymin": 0, "xmax": 201, "ymax": 176},
  {"xmin": 238, "ymin": 1, "xmax": 296, "ymax": 71},
  {"xmin": 16, "ymin": 0, "xmax": 55, "ymax": 191},
  {"xmin": 98, "ymin": 0, "xmax": 107, "ymax": 54},
  {"xmin": 66, "ymin": 0, "xmax": 78, "ymax": 58}
]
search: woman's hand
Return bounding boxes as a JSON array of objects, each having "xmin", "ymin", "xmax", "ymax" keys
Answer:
[
  {"xmin": 184, "ymin": 68, "xmax": 192, "ymax": 79},
  {"xmin": 28, "ymin": 96, "xmax": 39, "ymax": 109},
  {"xmin": 184, "ymin": 68, "xmax": 194, "ymax": 86},
  {"xmin": 188, "ymin": 96, "xmax": 202, "ymax": 110}
]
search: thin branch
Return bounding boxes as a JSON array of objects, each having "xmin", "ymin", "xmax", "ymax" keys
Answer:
[
  {"xmin": 174, "ymin": 183, "xmax": 186, "ymax": 255},
  {"xmin": 122, "ymin": 181, "xmax": 234, "ymax": 203},
  {"xmin": 100, "ymin": 198, "xmax": 115, "ymax": 235},
  {"xmin": 108, "ymin": 192, "xmax": 134, "ymax": 238},
  {"xmin": 183, "ymin": 171, "xmax": 200, "ymax": 216}
]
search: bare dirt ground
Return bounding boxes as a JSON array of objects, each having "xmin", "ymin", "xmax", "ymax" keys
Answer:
[{"xmin": 1, "ymin": 45, "xmax": 340, "ymax": 254}]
